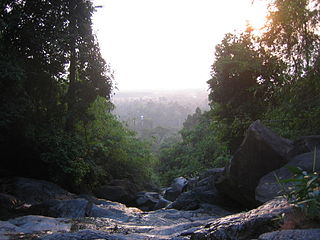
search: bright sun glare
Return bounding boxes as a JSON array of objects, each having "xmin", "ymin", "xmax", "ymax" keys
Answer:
[{"xmin": 93, "ymin": 0, "xmax": 268, "ymax": 91}]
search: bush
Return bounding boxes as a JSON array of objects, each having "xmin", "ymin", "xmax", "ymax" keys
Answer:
[{"xmin": 279, "ymin": 151, "xmax": 320, "ymax": 221}]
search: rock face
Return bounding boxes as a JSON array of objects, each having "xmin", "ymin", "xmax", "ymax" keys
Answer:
[
  {"xmin": 258, "ymin": 229, "xmax": 320, "ymax": 240},
  {"xmin": 256, "ymin": 150, "xmax": 320, "ymax": 203},
  {"xmin": 216, "ymin": 120, "xmax": 293, "ymax": 208},
  {"xmin": 190, "ymin": 198, "xmax": 293, "ymax": 240}
]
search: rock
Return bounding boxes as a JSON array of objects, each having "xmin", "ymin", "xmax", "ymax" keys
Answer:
[
  {"xmin": 0, "ymin": 215, "xmax": 71, "ymax": 240},
  {"xmin": 258, "ymin": 229, "xmax": 320, "ymax": 240},
  {"xmin": 171, "ymin": 168, "xmax": 239, "ymax": 211},
  {"xmin": 30, "ymin": 199, "xmax": 91, "ymax": 218},
  {"xmin": 94, "ymin": 179, "xmax": 139, "ymax": 206},
  {"xmin": 154, "ymin": 197, "xmax": 171, "ymax": 210},
  {"xmin": 256, "ymin": 150, "xmax": 320, "ymax": 203},
  {"xmin": 0, "ymin": 193, "xmax": 33, "ymax": 221},
  {"xmin": 89, "ymin": 200, "xmax": 141, "ymax": 221},
  {"xmin": 191, "ymin": 197, "xmax": 292, "ymax": 240},
  {"xmin": 199, "ymin": 168, "xmax": 225, "ymax": 180},
  {"xmin": 288, "ymin": 135, "xmax": 320, "ymax": 158},
  {"xmin": 170, "ymin": 191, "xmax": 200, "ymax": 210},
  {"xmin": 0, "ymin": 193, "xmax": 19, "ymax": 210},
  {"xmin": 216, "ymin": 120, "xmax": 293, "ymax": 208},
  {"xmin": 8, "ymin": 215, "xmax": 71, "ymax": 233},
  {"xmin": 0, "ymin": 191, "xmax": 235, "ymax": 240},
  {"xmin": 172, "ymin": 177, "xmax": 189, "ymax": 192},
  {"xmin": 135, "ymin": 192, "xmax": 162, "ymax": 211},
  {"xmin": 39, "ymin": 229, "xmax": 126, "ymax": 240},
  {"xmin": 0, "ymin": 177, "xmax": 74, "ymax": 205},
  {"xmin": 164, "ymin": 177, "xmax": 188, "ymax": 201}
]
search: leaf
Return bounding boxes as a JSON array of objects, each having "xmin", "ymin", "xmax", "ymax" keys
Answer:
[{"xmin": 287, "ymin": 166, "xmax": 303, "ymax": 174}]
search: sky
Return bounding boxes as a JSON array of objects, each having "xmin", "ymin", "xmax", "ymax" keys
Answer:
[{"xmin": 92, "ymin": 0, "xmax": 268, "ymax": 91}]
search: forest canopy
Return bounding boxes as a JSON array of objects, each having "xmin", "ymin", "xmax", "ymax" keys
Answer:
[{"xmin": 0, "ymin": 0, "xmax": 157, "ymax": 191}]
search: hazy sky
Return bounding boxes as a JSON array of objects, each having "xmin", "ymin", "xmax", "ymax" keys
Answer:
[{"xmin": 93, "ymin": 0, "xmax": 268, "ymax": 91}]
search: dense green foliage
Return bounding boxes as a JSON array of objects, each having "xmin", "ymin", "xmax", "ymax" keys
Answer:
[
  {"xmin": 208, "ymin": 30, "xmax": 286, "ymax": 151},
  {"xmin": 158, "ymin": 108, "xmax": 230, "ymax": 185},
  {"xmin": 207, "ymin": 0, "xmax": 320, "ymax": 149},
  {"xmin": 0, "ymin": 0, "xmax": 157, "ymax": 191},
  {"xmin": 281, "ymin": 165, "xmax": 320, "ymax": 220}
]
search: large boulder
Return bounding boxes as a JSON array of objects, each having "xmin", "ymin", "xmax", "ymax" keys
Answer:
[
  {"xmin": 94, "ymin": 179, "xmax": 139, "ymax": 206},
  {"xmin": 256, "ymin": 150, "xmax": 320, "ymax": 203},
  {"xmin": 29, "ymin": 199, "xmax": 92, "ymax": 218},
  {"xmin": 190, "ymin": 198, "xmax": 293, "ymax": 240},
  {"xmin": 0, "ymin": 177, "xmax": 74, "ymax": 205},
  {"xmin": 135, "ymin": 192, "xmax": 163, "ymax": 211},
  {"xmin": 216, "ymin": 120, "xmax": 293, "ymax": 208},
  {"xmin": 164, "ymin": 177, "xmax": 188, "ymax": 201}
]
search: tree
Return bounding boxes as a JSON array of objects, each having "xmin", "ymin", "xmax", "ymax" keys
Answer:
[
  {"xmin": 0, "ymin": 0, "xmax": 115, "ymax": 189},
  {"xmin": 263, "ymin": 0, "xmax": 320, "ymax": 75},
  {"xmin": 260, "ymin": 0, "xmax": 320, "ymax": 138},
  {"xmin": 208, "ymin": 29, "xmax": 285, "ymax": 150},
  {"xmin": 158, "ymin": 110, "xmax": 229, "ymax": 185}
]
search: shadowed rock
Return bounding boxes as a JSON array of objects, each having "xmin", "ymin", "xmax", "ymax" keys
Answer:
[
  {"xmin": 216, "ymin": 120, "xmax": 293, "ymax": 208},
  {"xmin": 0, "ymin": 177, "xmax": 74, "ymax": 205},
  {"xmin": 256, "ymin": 150, "xmax": 320, "ymax": 203}
]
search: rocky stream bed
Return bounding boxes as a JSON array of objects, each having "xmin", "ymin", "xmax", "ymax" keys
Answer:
[{"xmin": 1, "ymin": 121, "xmax": 320, "ymax": 240}]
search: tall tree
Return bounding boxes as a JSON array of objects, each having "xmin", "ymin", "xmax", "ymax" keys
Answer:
[
  {"xmin": 263, "ymin": 0, "xmax": 320, "ymax": 75},
  {"xmin": 208, "ymin": 29, "xmax": 285, "ymax": 150},
  {"xmin": 0, "ymin": 0, "xmax": 114, "ymax": 185}
]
